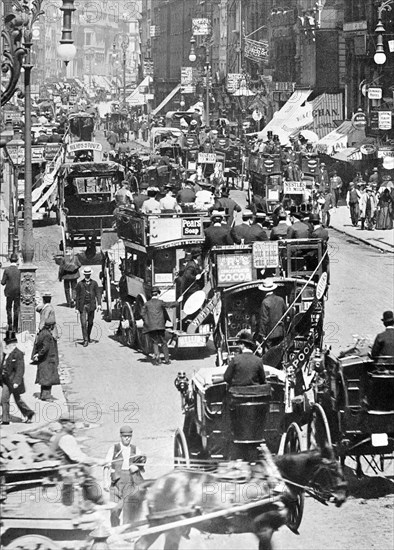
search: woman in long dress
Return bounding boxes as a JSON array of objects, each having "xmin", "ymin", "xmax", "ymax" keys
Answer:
[{"xmin": 375, "ymin": 188, "xmax": 393, "ymax": 230}]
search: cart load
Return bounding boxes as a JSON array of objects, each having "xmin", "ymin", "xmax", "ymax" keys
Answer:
[{"xmin": 0, "ymin": 428, "xmax": 106, "ymax": 550}]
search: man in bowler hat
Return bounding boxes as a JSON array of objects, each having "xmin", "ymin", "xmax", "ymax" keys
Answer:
[
  {"xmin": 75, "ymin": 267, "xmax": 101, "ymax": 347},
  {"xmin": 0, "ymin": 331, "xmax": 34, "ymax": 424},
  {"xmin": 371, "ymin": 311, "xmax": 394, "ymax": 361}
]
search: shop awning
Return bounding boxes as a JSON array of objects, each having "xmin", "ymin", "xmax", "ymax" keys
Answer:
[
  {"xmin": 126, "ymin": 76, "xmax": 153, "ymax": 106},
  {"xmin": 332, "ymin": 147, "xmax": 362, "ymax": 162},
  {"xmin": 151, "ymin": 84, "xmax": 181, "ymax": 116},
  {"xmin": 316, "ymin": 121, "xmax": 352, "ymax": 155},
  {"xmin": 256, "ymin": 89, "xmax": 312, "ymax": 141}
]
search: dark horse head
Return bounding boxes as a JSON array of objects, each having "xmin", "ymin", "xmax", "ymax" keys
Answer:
[{"xmin": 275, "ymin": 445, "xmax": 347, "ymax": 507}]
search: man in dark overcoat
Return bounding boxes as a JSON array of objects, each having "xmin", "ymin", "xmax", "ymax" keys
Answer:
[
  {"xmin": 231, "ymin": 209, "xmax": 257, "ymax": 243},
  {"xmin": 178, "ymin": 250, "xmax": 202, "ymax": 303},
  {"xmin": 258, "ymin": 280, "xmax": 287, "ymax": 350},
  {"xmin": 371, "ymin": 311, "xmax": 394, "ymax": 361},
  {"xmin": 75, "ymin": 267, "xmax": 101, "ymax": 347},
  {"xmin": 141, "ymin": 288, "xmax": 172, "ymax": 365},
  {"xmin": 34, "ymin": 321, "xmax": 60, "ymax": 401},
  {"xmin": 249, "ymin": 213, "xmax": 268, "ymax": 241},
  {"xmin": 224, "ymin": 330, "xmax": 266, "ymax": 387},
  {"xmin": 287, "ymin": 212, "xmax": 310, "ymax": 239},
  {"xmin": 203, "ymin": 211, "xmax": 234, "ymax": 252},
  {"xmin": 0, "ymin": 331, "xmax": 34, "ymax": 424},
  {"xmin": 1, "ymin": 253, "xmax": 20, "ymax": 331}
]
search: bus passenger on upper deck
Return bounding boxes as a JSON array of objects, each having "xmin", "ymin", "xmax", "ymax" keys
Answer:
[
  {"xmin": 309, "ymin": 213, "xmax": 329, "ymax": 242},
  {"xmin": 250, "ymin": 212, "xmax": 268, "ymax": 241},
  {"xmin": 177, "ymin": 180, "xmax": 196, "ymax": 205},
  {"xmin": 287, "ymin": 210, "xmax": 310, "ymax": 239},
  {"xmin": 224, "ymin": 330, "xmax": 266, "ymax": 387},
  {"xmin": 371, "ymin": 311, "xmax": 394, "ymax": 362},
  {"xmin": 231, "ymin": 210, "xmax": 255, "ymax": 244},
  {"xmin": 115, "ymin": 181, "xmax": 134, "ymax": 207},
  {"xmin": 159, "ymin": 185, "xmax": 182, "ymax": 213},
  {"xmin": 270, "ymin": 212, "xmax": 289, "ymax": 241},
  {"xmin": 203, "ymin": 211, "xmax": 234, "ymax": 252},
  {"xmin": 141, "ymin": 188, "xmax": 161, "ymax": 214}
]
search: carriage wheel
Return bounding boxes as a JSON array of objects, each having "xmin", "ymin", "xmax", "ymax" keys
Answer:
[
  {"xmin": 5, "ymin": 535, "xmax": 61, "ymax": 550},
  {"xmin": 283, "ymin": 422, "xmax": 305, "ymax": 533},
  {"xmin": 174, "ymin": 428, "xmax": 190, "ymax": 469},
  {"xmin": 307, "ymin": 403, "xmax": 332, "ymax": 450},
  {"xmin": 104, "ymin": 266, "xmax": 112, "ymax": 321},
  {"xmin": 121, "ymin": 301, "xmax": 138, "ymax": 348}
]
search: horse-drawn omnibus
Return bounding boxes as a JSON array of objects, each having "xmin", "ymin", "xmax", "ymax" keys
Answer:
[
  {"xmin": 115, "ymin": 206, "xmax": 213, "ymax": 354},
  {"xmin": 58, "ymin": 153, "xmax": 124, "ymax": 247}
]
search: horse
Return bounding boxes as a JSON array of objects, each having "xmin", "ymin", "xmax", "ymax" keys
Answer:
[{"xmin": 122, "ymin": 446, "xmax": 347, "ymax": 550}]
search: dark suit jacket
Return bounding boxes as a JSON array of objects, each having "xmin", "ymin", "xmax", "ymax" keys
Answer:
[
  {"xmin": 249, "ymin": 223, "xmax": 268, "ymax": 241},
  {"xmin": 371, "ymin": 328, "xmax": 394, "ymax": 358},
  {"xmin": 310, "ymin": 225, "xmax": 329, "ymax": 242},
  {"xmin": 1, "ymin": 265, "xmax": 21, "ymax": 297},
  {"xmin": 259, "ymin": 293, "xmax": 287, "ymax": 339},
  {"xmin": 204, "ymin": 225, "xmax": 234, "ymax": 249},
  {"xmin": 141, "ymin": 298, "xmax": 170, "ymax": 333},
  {"xmin": 270, "ymin": 222, "xmax": 289, "ymax": 241},
  {"xmin": 0, "ymin": 347, "xmax": 26, "ymax": 393},
  {"xmin": 75, "ymin": 279, "xmax": 101, "ymax": 313},
  {"xmin": 287, "ymin": 221, "xmax": 310, "ymax": 239},
  {"xmin": 35, "ymin": 328, "xmax": 60, "ymax": 386},
  {"xmin": 224, "ymin": 352, "xmax": 266, "ymax": 386},
  {"xmin": 231, "ymin": 223, "xmax": 254, "ymax": 244}
]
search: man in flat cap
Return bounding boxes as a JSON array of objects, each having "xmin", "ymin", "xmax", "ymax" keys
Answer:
[{"xmin": 104, "ymin": 425, "xmax": 146, "ymax": 526}]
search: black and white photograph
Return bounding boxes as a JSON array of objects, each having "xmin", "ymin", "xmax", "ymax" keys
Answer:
[{"xmin": 0, "ymin": 1, "xmax": 393, "ymax": 549}]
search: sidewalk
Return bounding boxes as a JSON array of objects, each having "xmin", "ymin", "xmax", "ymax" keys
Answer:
[
  {"xmin": 330, "ymin": 206, "xmax": 394, "ymax": 254},
  {"xmin": 0, "ymin": 212, "xmax": 67, "ymax": 437}
]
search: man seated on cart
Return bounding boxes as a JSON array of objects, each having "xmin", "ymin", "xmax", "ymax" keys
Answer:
[
  {"xmin": 371, "ymin": 310, "xmax": 394, "ymax": 365},
  {"xmin": 224, "ymin": 330, "xmax": 266, "ymax": 387}
]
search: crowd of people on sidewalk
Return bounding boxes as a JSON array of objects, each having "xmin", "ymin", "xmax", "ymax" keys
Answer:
[{"xmin": 345, "ymin": 169, "xmax": 394, "ymax": 231}]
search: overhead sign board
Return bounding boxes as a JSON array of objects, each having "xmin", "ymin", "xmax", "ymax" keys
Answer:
[
  {"xmin": 283, "ymin": 181, "xmax": 306, "ymax": 194},
  {"xmin": 192, "ymin": 18, "xmax": 210, "ymax": 35},
  {"xmin": 198, "ymin": 152, "xmax": 217, "ymax": 163},
  {"xmin": 367, "ymin": 87, "xmax": 382, "ymax": 100},
  {"xmin": 252, "ymin": 242, "xmax": 279, "ymax": 269},
  {"xmin": 217, "ymin": 254, "xmax": 253, "ymax": 286},
  {"xmin": 3, "ymin": 110, "xmax": 21, "ymax": 122},
  {"xmin": 67, "ymin": 141, "xmax": 102, "ymax": 153},
  {"xmin": 378, "ymin": 111, "xmax": 392, "ymax": 130}
]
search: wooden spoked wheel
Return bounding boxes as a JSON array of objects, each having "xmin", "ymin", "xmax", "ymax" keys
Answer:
[
  {"xmin": 307, "ymin": 403, "xmax": 332, "ymax": 451},
  {"xmin": 283, "ymin": 422, "xmax": 305, "ymax": 533},
  {"xmin": 174, "ymin": 428, "xmax": 190, "ymax": 469},
  {"xmin": 6, "ymin": 535, "xmax": 61, "ymax": 550},
  {"xmin": 121, "ymin": 301, "xmax": 138, "ymax": 349}
]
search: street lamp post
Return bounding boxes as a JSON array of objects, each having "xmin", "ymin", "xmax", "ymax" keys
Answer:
[{"xmin": 1, "ymin": 0, "xmax": 76, "ymax": 333}]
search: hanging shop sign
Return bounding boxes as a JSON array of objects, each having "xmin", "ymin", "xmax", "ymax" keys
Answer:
[
  {"xmin": 352, "ymin": 110, "xmax": 367, "ymax": 130},
  {"xmin": 367, "ymin": 87, "xmax": 382, "ymax": 100},
  {"xmin": 192, "ymin": 18, "xmax": 210, "ymax": 35},
  {"xmin": 378, "ymin": 111, "xmax": 392, "ymax": 130},
  {"xmin": 227, "ymin": 73, "xmax": 243, "ymax": 93},
  {"xmin": 244, "ymin": 39, "xmax": 269, "ymax": 63}
]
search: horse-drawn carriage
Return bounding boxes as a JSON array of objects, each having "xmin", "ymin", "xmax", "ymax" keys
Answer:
[{"xmin": 308, "ymin": 348, "xmax": 394, "ymax": 476}]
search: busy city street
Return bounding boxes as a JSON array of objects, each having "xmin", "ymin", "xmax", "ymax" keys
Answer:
[{"xmin": 1, "ymin": 1, "xmax": 394, "ymax": 549}]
